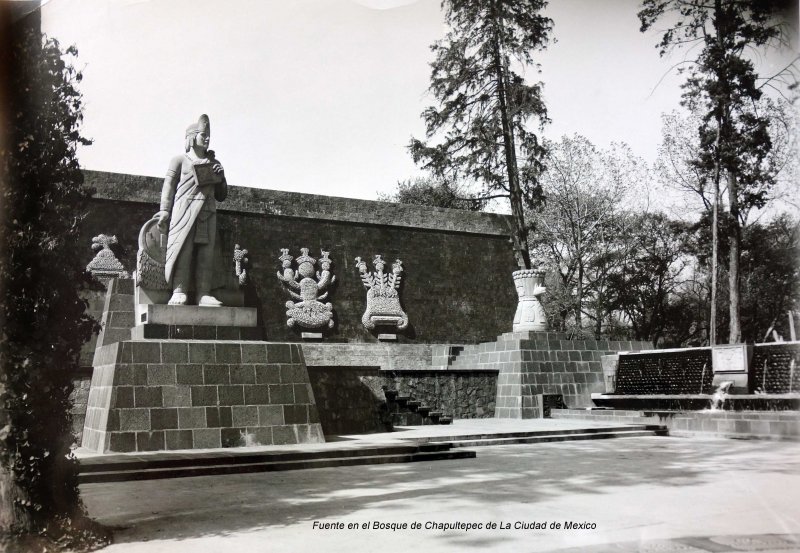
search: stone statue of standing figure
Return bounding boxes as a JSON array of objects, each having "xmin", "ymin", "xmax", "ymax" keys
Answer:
[{"xmin": 156, "ymin": 114, "xmax": 228, "ymax": 306}]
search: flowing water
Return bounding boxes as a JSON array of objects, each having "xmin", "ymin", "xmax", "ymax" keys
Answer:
[{"xmin": 709, "ymin": 380, "xmax": 734, "ymax": 411}]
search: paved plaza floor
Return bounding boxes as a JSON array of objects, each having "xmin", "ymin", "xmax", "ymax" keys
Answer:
[{"xmin": 81, "ymin": 433, "xmax": 800, "ymax": 553}]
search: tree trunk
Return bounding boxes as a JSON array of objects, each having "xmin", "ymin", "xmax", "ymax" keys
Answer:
[
  {"xmin": 575, "ymin": 262, "xmax": 583, "ymax": 330},
  {"xmin": 490, "ymin": 0, "xmax": 531, "ymax": 270},
  {"xmin": 0, "ymin": 469, "xmax": 31, "ymax": 534},
  {"xmin": 0, "ymin": 396, "xmax": 32, "ymax": 534},
  {"xmin": 709, "ymin": 113, "xmax": 722, "ymax": 346},
  {"xmin": 728, "ymin": 171, "xmax": 742, "ymax": 344},
  {"xmin": 594, "ymin": 305, "xmax": 602, "ymax": 339}
]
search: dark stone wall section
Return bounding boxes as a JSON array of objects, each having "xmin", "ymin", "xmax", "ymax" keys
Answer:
[
  {"xmin": 615, "ymin": 343, "xmax": 800, "ymax": 396},
  {"xmin": 306, "ymin": 367, "xmax": 392, "ymax": 436},
  {"xmin": 750, "ymin": 343, "xmax": 800, "ymax": 393},
  {"xmin": 79, "ymin": 170, "xmax": 518, "ymax": 344},
  {"xmin": 379, "ymin": 370, "xmax": 497, "ymax": 419},
  {"xmin": 616, "ymin": 349, "xmax": 714, "ymax": 395},
  {"xmin": 307, "ymin": 366, "xmax": 498, "ymax": 435}
]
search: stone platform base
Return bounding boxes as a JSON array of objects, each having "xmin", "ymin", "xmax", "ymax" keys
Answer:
[
  {"xmin": 131, "ymin": 324, "xmax": 263, "ymax": 341},
  {"xmin": 436, "ymin": 332, "xmax": 651, "ymax": 418},
  {"xmin": 138, "ymin": 304, "xmax": 257, "ymax": 327},
  {"xmin": 82, "ymin": 340, "xmax": 323, "ymax": 452}
]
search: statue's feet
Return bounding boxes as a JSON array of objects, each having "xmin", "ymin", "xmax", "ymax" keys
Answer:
[
  {"xmin": 198, "ymin": 295, "xmax": 222, "ymax": 307},
  {"xmin": 168, "ymin": 292, "xmax": 188, "ymax": 305}
]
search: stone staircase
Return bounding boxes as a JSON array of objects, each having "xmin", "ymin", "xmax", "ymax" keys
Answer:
[
  {"xmin": 78, "ymin": 442, "xmax": 475, "ymax": 483},
  {"xmin": 383, "ymin": 387, "xmax": 453, "ymax": 426},
  {"xmin": 412, "ymin": 424, "xmax": 668, "ymax": 449}
]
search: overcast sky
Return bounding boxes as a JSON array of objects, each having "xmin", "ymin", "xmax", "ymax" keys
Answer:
[{"xmin": 40, "ymin": 0, "xmax": 797, "ymax": 201}]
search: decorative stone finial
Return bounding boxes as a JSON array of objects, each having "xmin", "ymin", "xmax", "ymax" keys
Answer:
[{"xmin": 86, "ymin": 234, "xmax": 129, "ymax": 280}]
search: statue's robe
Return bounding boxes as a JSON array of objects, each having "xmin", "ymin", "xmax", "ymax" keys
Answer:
[{"xmin": 160, "ymin": 152, "xmax": 228, "ymax": 287}]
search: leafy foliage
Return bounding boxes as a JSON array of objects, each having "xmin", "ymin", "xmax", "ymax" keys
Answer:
[
  {"xmin": 410, "ymin": 0, "xmax": 552, "ymax": 269},
  {"xmin": 528, "ymin": 135, "xmax": 651, "ymax": 334},
  {"xmin": 0, "ymin": 27, "xmax": 107, "ymax": 548},
  {"xmin": 737, "ymin": 215, "xmax": 799, "ymax": 341},
  {"xmin": 657, "ymin": 101, "xmax": 799, "ymax": 221},
  {"xmin": 639, "ymin": 0, "xmax": 792, "ymax": 343},
  {"xmin": 610, "ymin": 213, "xmax": 693, "ymax": 345},
  {"xmin": 377, "ymin": 177, "xmax": 486, "ymax": 211}
]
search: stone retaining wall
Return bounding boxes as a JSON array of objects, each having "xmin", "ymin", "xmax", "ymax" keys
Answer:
[
  {"xmin": 551, "ymin": 408, "xmax": 800, "ymax": 441},
  {"xmin": 80, "ymin": 170, "xmax": 517, "ymax": 344},
  {"xmin": 307, "ymin": 366, "xmax": 498, "ymax": 435}
]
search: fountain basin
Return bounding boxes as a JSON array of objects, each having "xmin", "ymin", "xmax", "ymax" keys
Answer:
[{"xmin": 591, "ymin": 393, "xmax": 800, "ymax": 412}]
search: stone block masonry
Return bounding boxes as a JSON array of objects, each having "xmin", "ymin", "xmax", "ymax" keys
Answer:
[
  {"xmin": 82, "ymin": 340, "xmax": 323, "ymax": 452},
  {"xmin": 439, "ymin": 331, "xmax": 651, "ymax": 418}
]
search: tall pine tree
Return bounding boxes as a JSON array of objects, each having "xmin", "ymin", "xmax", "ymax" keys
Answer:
[{"xmin": 410, "ymin": 0, "xmax": 552, "ymax": 270}]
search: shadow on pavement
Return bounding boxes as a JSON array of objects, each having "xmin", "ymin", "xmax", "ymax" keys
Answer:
[{"xmin": 80, "ymin": 436, "xmax": 800, "ymax": 547}]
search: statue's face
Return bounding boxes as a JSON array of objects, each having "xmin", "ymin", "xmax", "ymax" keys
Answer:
[{"xmin": 195, "ymin": 131, "xmax": 210, "ymax": 149}]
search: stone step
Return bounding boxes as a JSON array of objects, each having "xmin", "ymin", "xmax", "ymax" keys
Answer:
[
  {"xmin": 383, "ymin": 390, "xmax": 453, "ymax": 426},
  {"xmin": 383, "ymin": 389, "xmax": 398, "ymax": 401},
  {"xmin": 425, "ymin": 428, "xmax": 666, "ymax": 448},
  {"xmin": 78, "ymin": 443, "xmax": 474, "ymax": 483},
  {"xmin": 410, "ymin": 424, "xmax": 665, "ymax": 443},
  {"xmin": 395, "ymin": 395, "xmax": 411, "ymax": 406},
  {"xmin": 392, "ymin": 412, "xmax": 424, "ymax": 426},
  {"xmin": 550, "ymin": 408, "xmax": 660, "ymax": 424}
]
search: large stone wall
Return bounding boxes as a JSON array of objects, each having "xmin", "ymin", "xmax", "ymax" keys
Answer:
[
  {"xmin": 80, "ymin": 170, "xmax": 517, "ymax": 344},
  {"xmin": 380, "ymin": 369, "xmax": 497, "ymax": 419}
]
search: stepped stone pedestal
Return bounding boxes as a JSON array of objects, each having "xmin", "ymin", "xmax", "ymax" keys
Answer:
[
  {"xmin": 82, "ymin": 280, "xmax": 324, "ymax": 453},
  {"xmin": 437, "ymin": 331, "xmax": 651, "ymax": 419}
]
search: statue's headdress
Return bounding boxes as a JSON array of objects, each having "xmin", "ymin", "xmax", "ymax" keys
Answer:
[{"xmin": 185, "ymin": 114, "xmax": 210, "ymax": 151}]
